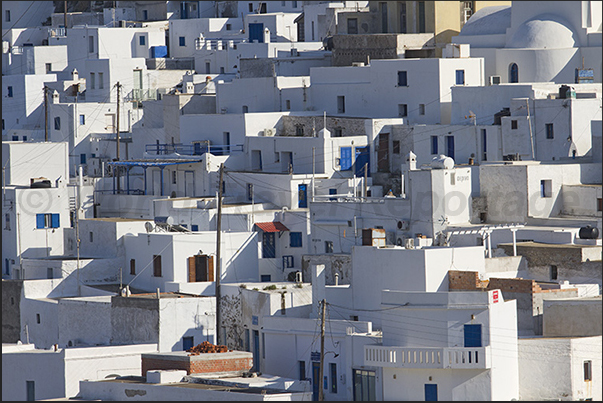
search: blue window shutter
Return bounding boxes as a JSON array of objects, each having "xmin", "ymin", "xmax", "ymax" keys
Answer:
[
  {"xmin": 340, "ymin": 147, "xmax": 352, "ymax": 171},
  {"xmin": 80, "ymin": 154, "xmax": 86, "ymax": 164},
  {"xmin": 464, "ymin": 324, "xmax": 482, "ymax": 347},
  {"xmin": 36, "ymin": 214, "xmax": 45, "ymax": 229},
  {"xmin": 51, "ymin": 214, "xmax": 60, "ymax": 228}
]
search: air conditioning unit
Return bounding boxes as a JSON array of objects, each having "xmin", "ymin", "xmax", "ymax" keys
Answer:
[
  {"xmin": 263, "ymin": 128, "xmax": 275, "ymax": 137},
  {"xmin": 396, "ymin": 220, "xmax": 408, "ymax": 230},
  {"xmin": 396, "ymin": 236, "xmax": 404, "ymax": 246},
  {"xmin": 489, "ymin": 75, "xmax": 501, "ymax": 85},
  {"xmin": 404, "ymin": 238, "xmax": 415, "ymax": 249}
]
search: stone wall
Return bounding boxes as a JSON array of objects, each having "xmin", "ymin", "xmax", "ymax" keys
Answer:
[{"xmin": 1, "ymin": 280, "xmax": 23, "ymax": 343}]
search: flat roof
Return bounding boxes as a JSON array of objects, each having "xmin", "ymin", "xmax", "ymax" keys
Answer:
[
  {"xmin": 499, "ymin": 241, "xmax": 600, "ymax": 249},
  {"xmin": 96, "ymin": 376, "xmax": 298, "ymax": 395}
]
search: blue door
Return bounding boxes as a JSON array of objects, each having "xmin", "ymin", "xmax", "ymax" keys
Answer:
[
  {"xmin": 298, "ymin": 184, "xmax": 307, "ymax": 208},
  {"xmin": 312, "ymin": 362, "xmax": 320, "ymax": 401},
  {"xmin": 355, "ymin": 146, "xmax": 370, "ymax": 177},
  {"xmin": 262, "ymin": 232, "xmax": 276, "ymax": 258},
  {"xmin": 425, "ymin": 384, "xmax": 438, "ymax": 401},
  {"xmin": 446, "ymin": 135, "xmax": 455, "ymax": 160},
  {"xmin": 464, "ymin": 324, "xmax": 482, "ymax": 347},
  {"xmin": 249, "ymin": 23, "xmax": 264, "ymax": 43},
  {"xmin": 340, "ymin": 147, "xmax": 352, "ymax": 171},
  {"xmin": 253, "ymin": 330, "xmax": 260, "ymax": 372}
]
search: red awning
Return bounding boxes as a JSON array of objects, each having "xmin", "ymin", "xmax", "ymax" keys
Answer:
[{"xmin": 255, "ymin": 222, "xmax": 289, "ymax": 232}]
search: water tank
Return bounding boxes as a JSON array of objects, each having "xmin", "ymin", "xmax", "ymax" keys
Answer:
[
  {"xmin": 578, "ymin": 225, "xmax": 599, "ymax": 239},
  {"xmin": 430, "ymin": 155, "xmax": 454, "ymax": 169}
]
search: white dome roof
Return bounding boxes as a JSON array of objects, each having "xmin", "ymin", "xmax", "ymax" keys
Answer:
[
  {"xmin": 458, "ymin": 6, "xmax": 511, "ymax": 36},
  {"xmin": 507, "ymin": 14, "xmax": 577, "ymax": 49}
]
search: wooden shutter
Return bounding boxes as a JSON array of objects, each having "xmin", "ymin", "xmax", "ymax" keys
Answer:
[
  {"xmin": 188, "ymin": 256, "xmax": 196, "ymax": 282},
  {"xmin": 207, "ymin": 255, "xmax": 214, "ymax": 282}
]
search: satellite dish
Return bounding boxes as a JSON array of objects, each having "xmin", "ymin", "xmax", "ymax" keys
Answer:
[{"xmin": 145, "ymin": 222, "xmax": 154, "ymax": 233}]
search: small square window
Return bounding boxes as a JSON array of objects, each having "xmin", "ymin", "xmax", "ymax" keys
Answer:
[
  {"xmin": 286, "ymin": 99, "xmax": 291, "ymax": 110},
  {"xmin": 393, "ymin": 140, "xmax": 400, "ymax": 154},
  {"xmin": 334, "ymin": 128, "xmax": 342, "ymax": 137},
  {"xmin": 597, "ymin": 198, "xmax": 602, "ymax": 212},
  {"xmin": 511, "ymin": 120, "xmax": 518, "ymax": 130},
  {"xmin": 295, "ymin": 125, "xmax": 304, "ymax": 136},
  {"xmin": 54, "ymin": 117, "xmax": 61, "ymax": 130},
  {"xmin": 283, "ymin": 255, "xmax": 294, "ymax": 268},
  {"xmin": 46, "ymin": 63, "xmax": 52, "ymax": 73},
  {"xmin": 7, "ymin": 86, "xmax": 13, "ymax": 97},
  {"xmin": 337, "ymin": 96, "xmax": 345, "ymax": 113},
  {"xmin": 139, "ymin": 35, "xmax": 146, "ymax": 46},
  {"xmin": 584, "ymin": 360, "xmax": 592, "ymax": 381},
  {"xmin": 398, "ymin": 104, "xmax": 407, "ymax": 117},
  {"xmin": 261, "ymin": 274, "xmax": 271, "ymax": 282},
  {"xmin": 550, "ymin": 265, "xmax": 558, "ymax": 280},
  {"xmin": 89, "ymin": 231, "xmax": 93, "ymax": 242},
  {"xmin": 79, "ymin": 115, "xmax": 85, "ymax": 125},
  {"xmin": 431, "ymin": 136, "xmax": 438, "ymax": 154},
  {"xmin": 325, "ymin": 240, "xmax": 333, "ymax": 253},
  {"xmin": 545, "ymin": 123, "xmax": 554, "ymax": 139},
  {"xmin": 153, "ymin": 255, "xmax": 162, "ymax": 277},
  {"xmin": 290, "ymin": 232, "xmax": 302, "ymax": 247},
  {"xmin": 5, "ymin": 10, "xmax": 10, "ymax": 22},
  {"xmin": 249, "ymin": 3, "xmax": 253, "ymax": 12},
  {"xmin": 47, "ymin": 267, "xmax": 53, "ymax": 279},
  {"xmin": 226, "ymin": 23, "xmax": 232, "ymax": 30},
  {"xmin": 540, "ymin": 179, "xmax": 552, "ymax": 198},
  {"xmin": 172, "ymin": 171, "xmax": 177, "ymax": 184},
  {"xmin": 397, "ymin": 71, "xmax": 408, "ymax": 86},
  {"xmin": 179, "ymin": 36, "xmax": 186, "ymax": 46},
  {"xmin": 419, "ymin": 104, "xmax": 426, "ymax": 115},
  {"xmin": 455, "ymin": 69, "xmax": 465, "ymax": 85},
  {"xmin": 36, "ymin": 314, "xmax": 41, "ymax": 324},
  {"xmin": 130, "ymin": 259, "xmax": 136, "ymax": 275}
]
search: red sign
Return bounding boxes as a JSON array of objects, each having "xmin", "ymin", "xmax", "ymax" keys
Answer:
[{"xmin": 492, "ymin": 290, "xmax": 499, "ymax": 303}]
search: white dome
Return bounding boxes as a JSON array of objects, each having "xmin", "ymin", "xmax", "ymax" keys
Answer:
[
  {"xmin": 459, "ymin": 6, "xmax": 511, "ymax": 36},
  {"xmin": 507, "ymin": 14, "xmax": 577, "ymax": 49}
]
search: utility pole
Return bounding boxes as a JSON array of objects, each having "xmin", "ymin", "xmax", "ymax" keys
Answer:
[
  {"xmin": 526, "ymin": 99, "xmax": 535, "ymax": 160},
  {"xmin": 44, "ymin": 86, "xmax": 48, "ymax": 141},
  {"xmin": 318, "ymin": 299, "xmax": 326, "ymax": 401},
  {"xmin": 312, "ymin": 147, "xmax": 315, "ymax": 202},
  {"xmin": 115, "ymin": 82, "xmax": 121, "ymax": 192},
  {"xmin": 215, "ymin": 163, "xmax": 224, "ymax": 345},
  {"xmin": 363, "ymin": 163, "xmax": 368, "ymax": 199},
  {"xmin": 63, "ymin": 1, "xmax": 67, "ymax": 34}
]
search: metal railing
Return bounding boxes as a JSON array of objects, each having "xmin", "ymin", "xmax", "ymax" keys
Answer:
[
  {"xmin": 145, "ymin": 143, "xmax": 243, "ymax": 156},
  {"xmin": 364, "ymin": 345, "xmax": 491, "ymax": 369},
  {"xmin": 48, "ymin": 27, "xmax": 66, "ymax": 38},
  {"xmin": 124, "ymin": 88, "xmax": 159, "ymax": 102}
]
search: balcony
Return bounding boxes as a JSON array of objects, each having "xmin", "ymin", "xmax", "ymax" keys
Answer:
[
  {"xmin": 364, "ymin": 345, "xmax": 491, "ymax": 370},
  {"xmin": 124, "ymin": 88, "xmax": 159, "ymax": 102},
  {"xmin": 145, "ymin": 143, "xmax": 243, "ymax": 156}
]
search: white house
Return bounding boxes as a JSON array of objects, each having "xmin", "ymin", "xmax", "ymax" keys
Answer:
[
  {"xmin": 2, "ymin": 73, "xmax": 57, "ymax": 141},
  {"xmin": 123, "ymin": 230, "xmax": 259, "ymax": 293},
  {"xmin": 518, "ymin": 335, "xmax": 602, "ymax": 401},
  {"xmin": 1, "ymin": 342, "xmax": 158, "ymax": 401},
  {"xmin": 2, "ymin": 142, "xmax": 71, "ymax": 279},
  {"xmin": 309, "ymin": 56, "xmax": 484, "ymax": 123},
  {"xmin": 1, "ymin": 1, "xmax": 54, "ymax": 30},
  {"xmin": 453, "ymin": 1, "xmax": 603, "ymax": 84},
  {"xmin": 365, "ymin": 289, "xmax": 519, "ymax": 401}
]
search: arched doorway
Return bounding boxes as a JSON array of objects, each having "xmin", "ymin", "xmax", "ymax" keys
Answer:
[{"xmin": 509, "ymin": 63, "xmax": 519, "ymax": 83}]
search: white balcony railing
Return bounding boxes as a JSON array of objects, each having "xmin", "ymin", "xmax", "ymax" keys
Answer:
[{"xmin": 364, "ymin": 345, "xmax": 491, "ymax": 370}]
